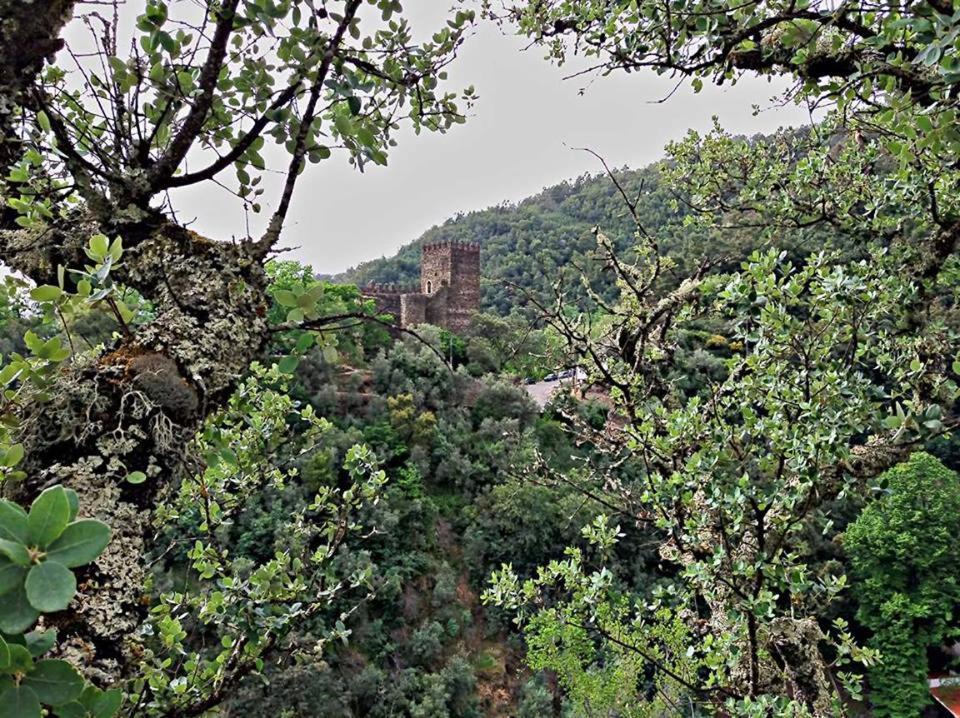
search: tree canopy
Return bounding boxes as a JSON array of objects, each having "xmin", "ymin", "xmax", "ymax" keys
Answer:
[{"xmin": 1, "ymin": 1, "xmax": 960, "ymax": 716}]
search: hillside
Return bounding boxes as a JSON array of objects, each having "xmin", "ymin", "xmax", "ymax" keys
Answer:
[
  {"xmin": 335, "ymin": 163, "xmax": 714, "ymax": 315},
  {"xmin": 334, "ymin": 137, "xmax": 847, "ymax": 316}
]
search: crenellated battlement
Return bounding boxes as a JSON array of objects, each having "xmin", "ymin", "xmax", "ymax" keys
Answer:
[
  {"xmin": 422, "ymin": 240, "xmax": 481, "ymax": 254},
  {"xmin": 361, "ymin": 282, "xmax": 419, "ymax": 296}
]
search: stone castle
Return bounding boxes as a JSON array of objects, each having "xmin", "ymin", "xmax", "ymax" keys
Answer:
[{"xmin": 362, "ymin": 241, "xmax": 480, "ymax": 333}]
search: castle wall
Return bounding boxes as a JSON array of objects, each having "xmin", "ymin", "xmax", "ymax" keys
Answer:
[
  {"xmin": 446, "ymin": 246, "xmax": 480, "ymax": 333},
  {"xmin": 361, "ymin": 283, "xmax": 414, "ymax": 323},
  {"xmin": 371, "ymin": 293, "xmax": 400, "ymax": 319},
  {"xmin": 421, "ymin": 242, "xmax": 480, "ymax": 333},
  {"xmin": 425, "ymin": 286, "xmax": 449, "ymax": 328},
  {"xmin": 401, "ymin": 293, "xmax": 428, "ymax": 327},
  {"xmin": 362, "ymin": 244, "xmax": 479, "ymax": 334}
]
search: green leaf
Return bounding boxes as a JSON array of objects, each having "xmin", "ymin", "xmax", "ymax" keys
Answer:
[
  {"xmin": 7, "ymin": 645, "xmax": 32, "ymax": 673},
  {"xmin": 274, "ymin": 289, "xmax": 299, "ymax": 308},
  {"xmin": 0, "ymin": 500, "xmax": 28, "ymax": 543},
  {"xmin": 0, "ymin": 586, "xmax": 40, "ymax": 633},
  {"xmin": 88, "ymin": 234, "xmax": 109, "ymax": 259},
  {"xmin": 0, "ymin": 636, "xmax": 8, "ymax": 671},
  {"xmin": 0, "ymin": 557, "xmax": 26, "ymax": 596},
  {"xmin": 108, "ymin": 237, "xmax": 123, "ymax": 262},
  {"xmin": 24, "ymin": 629, "xmax": 56, "ymax": 658},
  {"xmin": 295, "ymin": 332, "xmax": 315, "ymax": 353},
  {"xmin": 2, "ymin": 444, "xmax": 24, "ymax": 468},
  {"xmin": 286, "ymin": 308, "xmax": 305, "ymax": 323},
  {"xmin": 64, "ymin": 490, "xmax": 79, "ymax": 523},
  {"xmin": 46, "ymin": 521, "xmax": 111, "ymax": 568},
  {"xmin": 0, "ymin": 364, "xmax": 22, "ymax": 387},
  {"xmin": 334, "ymin": 113, "xmax": 353, "ymax": 137},
  {"xmin": 27, "ymin": 487, "xmax": 70, "ymax": 548},
  {"xmin": 23, "ymin": 331, "xmax": 43, "ymax": 355},
  {"xmin": 23, "ymin": 660, "xmax": 84, "ymax": 706},
  {"xmin": 93, "ymin": 689, "xmax": 122, "ymax": 718},
  {"xmin": 277, "ymin": 355, "xmax": 299, "ymax": 374},
  {"xmin": 54, "ymin": 702, "xmax": 86, "ymax": 718},
  {"xmin": 0, "ymin": 540, "xmax": 30, "ymax": 567},
  {"xmin": 125, "ymin": 471, "xmax": 147, "ymax": 485},
  {"xmin": 917, "ymin": 43, "xmax": 942, "ymax": 66},
  {"xmin": 29, "ymin": 285, "xmax": 62, "ymax": 303},
  {"xmin": 355, "ymin": 127, "xmax": 376, "ymax": 148},
  {"xmin": 0, "ymin": 685, "xmax": 41, "ymax": 718},
  {"xmin": 25, "ymin": 561, "xmax": 76, "ymax": 613},
  {"xmin": 36, "ymin": 112, "xmax": 51, "ymax": 134}
]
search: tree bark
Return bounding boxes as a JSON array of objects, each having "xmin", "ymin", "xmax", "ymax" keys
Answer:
[
  {"xmin": 0, "ymin": 206, "xmax": 274, "ymax": 682},
  {"xmin": 0, "ymin": 0, "xmax": 76, "ymax": 174}
]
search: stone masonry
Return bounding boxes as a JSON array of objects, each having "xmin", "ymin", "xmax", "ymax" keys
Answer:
[{"xmin": 362, "ymin": 241, "xmax": 480, "ymax": 333}]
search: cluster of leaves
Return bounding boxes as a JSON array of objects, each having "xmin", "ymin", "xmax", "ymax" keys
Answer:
[
  {"xmin": 0, "ymin": 488, "xmax": 116, "ymax": 717},
  {"xmin": 487, "ymin": 517, "xmax": 706, "ymax": 718},
  {"xmin": 845, "ymin": 453, "xmax": 960, "ymax": 717},
  {"xmin": 134, "ymin": 363, "xmax": 387, "ymax": 714},
  {"xmin": 0, "ymin": 234, "xmax": 146, "ymax": 484},
  {"xmin": 266, "ymin": 260, "xmax": 392, "ymax": 373},
  {"xmin": 0, "ymin": 487, "xmax": 110, "ymax": 633},
  {"xmin": 489, "ymin": 240, "xmax": 960, "ymax": 713},
  {"xmin": 14, "ymin": 0, "xmax": 478, "ymax": 228}
]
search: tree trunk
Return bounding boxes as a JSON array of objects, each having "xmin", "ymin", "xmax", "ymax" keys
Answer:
[
  {"xmin": 0, "ymin": 0, "xmax": 76, "ymax": 174},
  {"xmin": 0, "ymin": 207, "xmax": 274, "ymax": 682}
]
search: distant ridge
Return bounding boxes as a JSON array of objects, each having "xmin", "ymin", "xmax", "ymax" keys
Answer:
[
  {"xmin": 335, "ymin": 163, "xmax": 701, "ymax": 314},
  {"xmin": 336, "ymin": 132, "xmax": 834, "ymax": 316}
]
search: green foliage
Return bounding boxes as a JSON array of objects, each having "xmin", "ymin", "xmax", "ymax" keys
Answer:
[
  {"xmin": 0, "ymin": 487, "xmax": 110, "ymax": 632},
  {"xmin": 266, "ymin": 260, "xmax": 393, "ymax": 380},
  {"xmin": 469, "ymin": 3, "xmax": 960, "ymax": 704},
  {"xmin": 138, "ymin": 363, "xmax": 387, "ymax": 714},
  {"xmin": 0, "ymin": 488, "xmax": 115, "ymax": 718},
  {"xmin": 845, "ymin": 452, "xmax": 960, "ymax": 717},
  {"xmin": 463, "ymin": 480, "xmax": 594, "ymax": 580},
  {"xmin": 463, "ymin": 313, "xmax": 565, "ymax": 379},
  {"xmin": 0, "ymin": 235, "xmax": 145, "ymax": 486},
  {"xmin": 204, "ymin": 298, "xmax": 593, "ymax": 715},
  {"xmin": 0, "ymin": 0, "xmax": 489, "ymax": 713},
  {"xmin": 487, "ymin": 521, "xmax": 706, "ymax": 717},
  {"xmin": 9, "ymin": 1, "xmax": 477, "ymax": 229}
]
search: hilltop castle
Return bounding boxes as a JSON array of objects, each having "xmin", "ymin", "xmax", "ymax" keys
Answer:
[{"xmin": 362, "ymin": 241, "xmax": 480, "ymax": 333}]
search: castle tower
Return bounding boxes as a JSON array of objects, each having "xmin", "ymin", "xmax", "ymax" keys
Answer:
[{"xmin": 420, "ymin": 241, "xmax": 480, "ymax": 332}]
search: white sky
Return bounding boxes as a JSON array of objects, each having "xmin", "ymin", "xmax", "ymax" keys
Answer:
[{"xmin": 67, "ymin": 3, "xmax": 814, "ymax": 275}]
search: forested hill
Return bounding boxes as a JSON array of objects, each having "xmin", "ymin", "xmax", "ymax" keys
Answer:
[{"xmin": 335, "ymin": 163, "xmax": 714, "ymax": 315}]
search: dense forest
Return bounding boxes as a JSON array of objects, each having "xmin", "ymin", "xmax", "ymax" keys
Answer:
[{"xmin": 1, "ymin": 1, "xmax": 960, "ymax": 717}]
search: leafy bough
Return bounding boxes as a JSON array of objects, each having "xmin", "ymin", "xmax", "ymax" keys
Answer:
[{"xmin": 0, "ymin": 486, "xmax": 117, "ymax": 718}]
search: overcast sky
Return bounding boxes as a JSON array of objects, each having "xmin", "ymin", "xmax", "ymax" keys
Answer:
[{"xmin": 81, "ymin": 3, "xmax": 814, "ymax": 275}]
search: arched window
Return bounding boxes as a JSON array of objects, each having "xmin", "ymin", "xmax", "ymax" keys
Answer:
[{"xmin": 427, "ymin": 281, "xmax": 432, "ymax": 294}]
